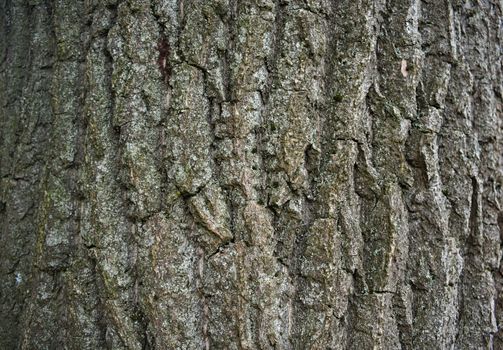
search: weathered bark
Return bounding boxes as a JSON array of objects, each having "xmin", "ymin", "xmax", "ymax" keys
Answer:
[{"xmin": 1, "ymin": 0, "xmax": 502, "ymax": 349}]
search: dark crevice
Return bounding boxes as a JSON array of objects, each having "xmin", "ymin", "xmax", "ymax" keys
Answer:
[
  {"xmin": 220, "ymin": 0, "xmax": 237, "ymax": 103},
  {"xmin": 261, "ymin": 0, "xmax": 286, "ymax": 105}
]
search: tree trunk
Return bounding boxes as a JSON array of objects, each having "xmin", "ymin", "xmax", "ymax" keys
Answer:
[{"xmin": 1, "ymin": 0, "xmax": 502, "ymax": 349}]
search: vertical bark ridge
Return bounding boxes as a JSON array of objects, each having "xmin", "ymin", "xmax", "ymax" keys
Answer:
[
  {"xmin": 1, "ymin": 1, "xmax": 55, "ymax": 348},
  {"xmin": 250, "ymin": 1, "xmax": 330, "ymax": 348},
  {"xmin": 454, "ymin": 1, "xmax": 502, "ymax": 347},
  {"xmin": 14, "ymin": 1, "xmax": 104, "ymax": 349},
  {"xmin": 403, "ymin": 1, "xmax": 457, "ymax": 348},
  {"xmin": 349, "ymin": 0, "xmax": 419, "ymax": 347}
]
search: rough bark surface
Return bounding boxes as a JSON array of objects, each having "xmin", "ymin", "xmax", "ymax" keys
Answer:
[{"xmin": 1, "ymin": 0, "xmax": 502, "ymax": 349}]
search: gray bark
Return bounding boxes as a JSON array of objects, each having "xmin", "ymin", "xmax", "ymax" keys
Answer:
[{"xmin": 1, "ymin": 0, "xmax": 502, "ymax": 349}]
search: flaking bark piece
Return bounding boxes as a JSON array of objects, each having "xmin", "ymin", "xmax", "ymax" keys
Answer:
[{"xmin": 187, "ymin": 184, "xmax": 233, "ymax": 246}]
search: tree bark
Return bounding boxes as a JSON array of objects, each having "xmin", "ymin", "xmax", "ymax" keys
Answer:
[{"xmin": 1, "ymin": 0, "xmax": 502, "ymax": 349}]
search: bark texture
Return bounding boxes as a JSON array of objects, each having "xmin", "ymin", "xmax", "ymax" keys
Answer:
[{"xmin": 1, "ymin": 0, "xmax": 503, "ymax": 349}]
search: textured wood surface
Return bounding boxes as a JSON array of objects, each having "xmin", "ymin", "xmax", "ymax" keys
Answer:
[{"xmin": 1, "ymin": 0, "xmax": 502, "ymax": 348}]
